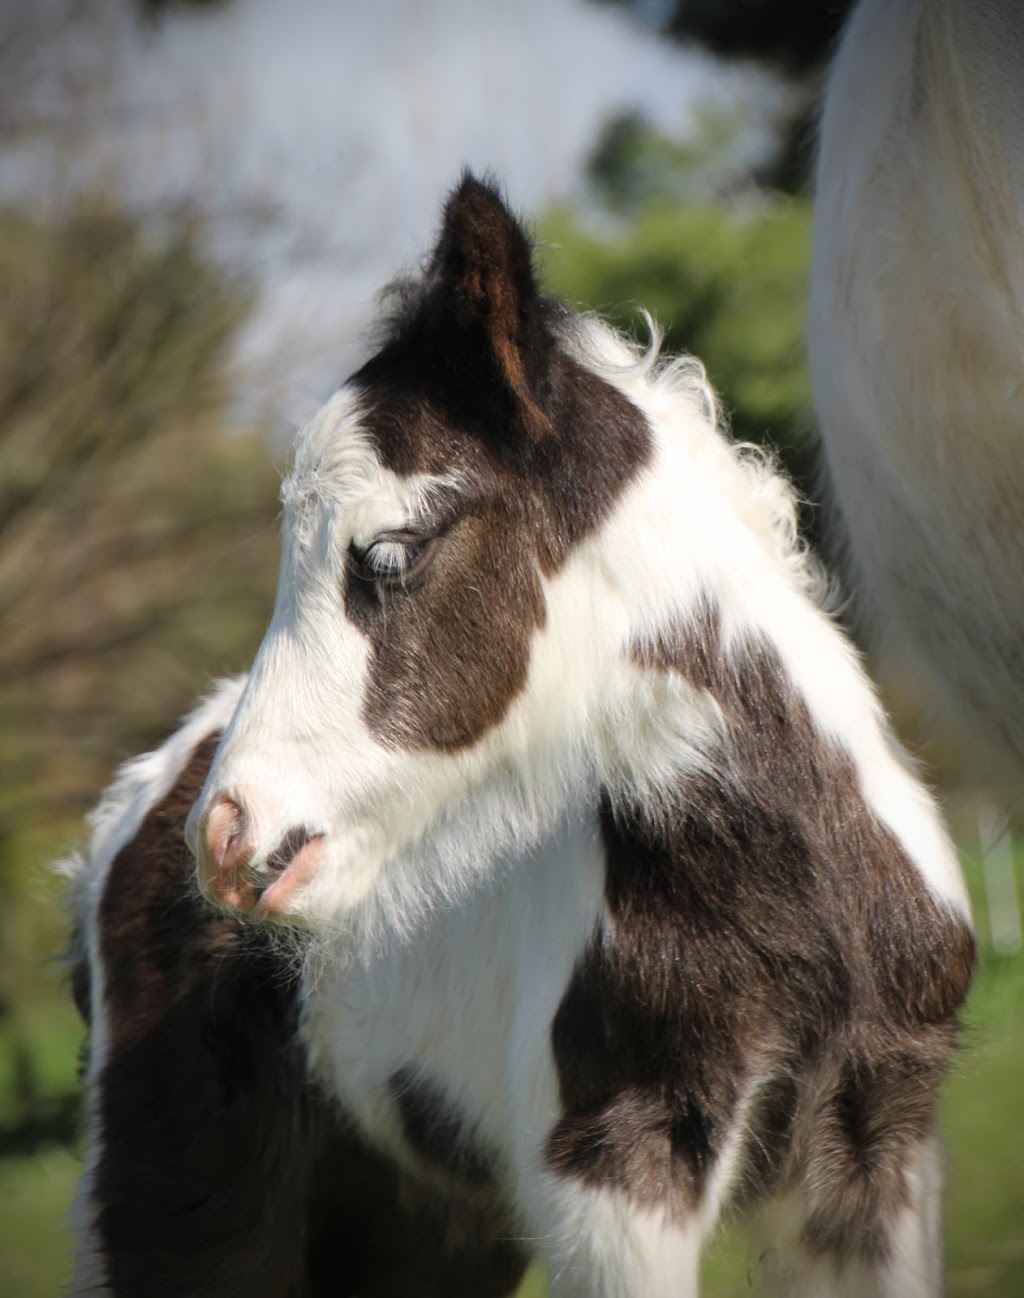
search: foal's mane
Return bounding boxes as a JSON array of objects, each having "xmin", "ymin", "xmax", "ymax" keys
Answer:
[{"xmin": 558, "ymin": 310, "xmax": 833, "ymax": 615}]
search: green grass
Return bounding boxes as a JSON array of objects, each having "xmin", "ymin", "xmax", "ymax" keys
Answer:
[
  {"xmin": 943, "ymin": 848, "xmax": 1024, "ymax": 1296},
  {"xmin": 1, "ymin": 845, "xmax": 1020, "ymax": 1297},
  {"xmin": 0, "ymin": 996, "xmax": 83, "ymax": 1297},
  {"xmin": 0, "ymin": 1146, "xmax": 79, "ymax": 1296}
]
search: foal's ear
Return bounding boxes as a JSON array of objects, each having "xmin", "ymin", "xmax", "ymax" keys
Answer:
[{"xmin": 428, "ymin": 173, "xmax": 553, "ymax": 438}]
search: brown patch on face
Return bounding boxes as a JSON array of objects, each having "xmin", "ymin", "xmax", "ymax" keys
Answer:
[
  {"xmin": 343, "ymin": 181, "xmax": 652, "ymax": 752},
  {"xmin": 88, "ymin": 735, "xmax": 525, "ymax": 1297},
  {"xmin": 547, "ymin": 599, "xmax": 974, "ymax": 1258},
  {"xmin": 345, "ymin": 481, "xmax": 548, "ymax": 752}
]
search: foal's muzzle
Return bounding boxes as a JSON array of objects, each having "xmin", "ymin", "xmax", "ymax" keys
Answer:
[{"xmin": 192, "ymin": 792, "xmax": 326, "ymax": 915}]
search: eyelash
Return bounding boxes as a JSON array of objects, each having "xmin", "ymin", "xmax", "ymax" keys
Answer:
[
  {"xmin": 351, "ymin": 532, "xmax": 435, "ymax": 586},
  {"xmin": 364, "ymin": 538, "xmax": 412, "ymax": 579}
]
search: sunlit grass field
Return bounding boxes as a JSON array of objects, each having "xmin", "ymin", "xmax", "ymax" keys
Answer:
[{"xmin": 2, "ymin": 843, "xmax": 1021, "ymax": 1297}]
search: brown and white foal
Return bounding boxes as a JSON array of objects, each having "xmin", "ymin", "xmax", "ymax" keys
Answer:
[{"xmin": 72, "ymin": 176, "xmax": 974, "ymax": 1296}]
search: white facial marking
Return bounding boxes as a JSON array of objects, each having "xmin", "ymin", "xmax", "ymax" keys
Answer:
[{"xmin": 191, "ymin": 388, "xmax": 477, "ymax": 926}]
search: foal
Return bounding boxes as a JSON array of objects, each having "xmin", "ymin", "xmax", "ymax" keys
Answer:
[{"xmin": 180, "ymin": 175, "xmax": 973, "ymax": 1296}]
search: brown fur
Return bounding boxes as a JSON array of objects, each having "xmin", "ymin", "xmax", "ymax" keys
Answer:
[
  {"xmin": 345, "ymin": 176, "xmax": 652, "ymax": 752},
  {"xmin": 389, "ymin": 1066, "xmax": 501, "ymax": 1191},
  {"xmin": 547, "ymin": 598, "xmax": 974, "ymax": 1262},
  {"xmin": 429, "ymin": 175, "xmax": 553, "ymax": 437}
]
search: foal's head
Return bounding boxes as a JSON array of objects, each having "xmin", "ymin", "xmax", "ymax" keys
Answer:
[{"xmin": 187, "ymin": 175, "xmax": 728, "ymax": 928}]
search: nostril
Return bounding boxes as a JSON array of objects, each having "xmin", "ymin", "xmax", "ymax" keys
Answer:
[
  {"xmin": 250, "ymin": 826, "xmax": 322, "ymax": 904},
  {"xmin": 198, "ymin": 796, "xmax": 325, "ymax": 915},
  {"xmin": 205, "ymin": 796, "xmax": 251, "ymax": 873},
  {"xmin": 257, "ymin": 827, "xmax": 328, "ymax": 915},
  {"xmin": 266, "ymin": 826, "xmax": 318, "ymax": 876}
]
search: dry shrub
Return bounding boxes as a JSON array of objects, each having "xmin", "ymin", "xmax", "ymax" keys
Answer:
[{"xmin": 0, "ymin": 199, "xmax": 281, "ymax": 832}]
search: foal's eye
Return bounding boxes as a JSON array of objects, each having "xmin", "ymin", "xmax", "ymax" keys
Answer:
[
  {"xmin": 352, "ymin": 532, "xmax": 435, "ymax": 587},
  {"xmin": 364, "ymin": 538, "xmax": 411, "ymax": 580}
]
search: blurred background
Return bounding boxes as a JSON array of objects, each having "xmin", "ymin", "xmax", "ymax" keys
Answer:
[{"xmin": 0, "ymin": 1, "xmax": 1019, "ymax": 1294}]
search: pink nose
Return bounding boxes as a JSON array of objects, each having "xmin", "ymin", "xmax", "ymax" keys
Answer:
[{"xmin": 199, "ymin": 794, "xmax": 259, "ymax": 910}]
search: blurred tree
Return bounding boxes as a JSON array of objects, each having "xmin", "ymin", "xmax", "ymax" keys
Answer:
[
  {"xmin": 0, "ymin": 201, "xmax": 279, "ymax": 834},
  {"xmin": 594, "ymin": 0, "xmax": 855, "ymax": 192},
  {"xmin": 0, "ymin": 199, "xmax": 280, "ymax": 1128},
  {"xmin": 640, "ymin": 0, "xmax": 852, "ymax": 73},
  {"xmin": 542, "ymin": 170, "xmax": 813, "ymax": 480},
  {"xmin": 586, "ymin": 109, "xmax": 744, "ymax": 214}
]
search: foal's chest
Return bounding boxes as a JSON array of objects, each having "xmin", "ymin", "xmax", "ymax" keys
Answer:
[{"xmin": 299, "ymin": 813, "xmax": 607, "ymax": 1185}]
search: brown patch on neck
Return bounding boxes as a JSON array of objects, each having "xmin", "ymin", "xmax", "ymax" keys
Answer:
[
  {"xmin": 547, "ymin": 598, "xmax": 974, "ymax": 1256},
  {"xmin": 630, "ymin": 598, "xmax": 975, "ymax": 1029}
]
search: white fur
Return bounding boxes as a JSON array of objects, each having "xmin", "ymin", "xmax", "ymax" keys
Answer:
[
  {"xmin": 810, "ymin": 0, "xmax": 1024, "ymax": 809},
  {"xmin": 752, "ymin": 1137, "xmax": 944, "ymax": 1297},
  {"xmin": 304, "ymin": 806, "xmax": 606, "ymax": 1197},
  {"xmin": 527, "ymin": 1182, "xmax": 702, "ymax": 1298}
]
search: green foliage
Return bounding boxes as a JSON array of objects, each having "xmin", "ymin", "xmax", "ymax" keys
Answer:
[
  {"xmin": 539, "ymin": 195, "xmax": 813, "ymax": 478},
  {"xmin": 586, "ymin": 110, "xmax": 743, "ymax": 216}
]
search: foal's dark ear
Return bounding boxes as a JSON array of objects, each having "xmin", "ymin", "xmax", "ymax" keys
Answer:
[{"xmin": 428, "ymin": 173, "xmax": 553, "ymax": 438}]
